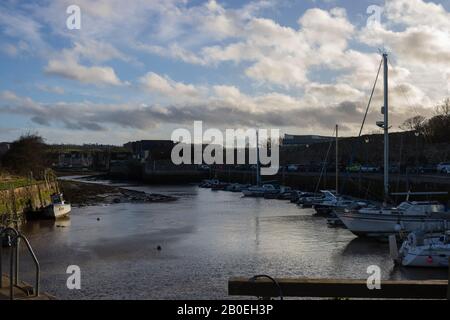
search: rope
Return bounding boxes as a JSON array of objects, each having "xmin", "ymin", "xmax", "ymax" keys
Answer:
[
  {"xmin": 358, "ymin": 58, "xmax": 383, "ymax": 137},
  {"xmin": 315, "ymin": 126, "xmax": 336, "ymax": 193},
  {"xmin": 342, "ymin": 58, "xmax": 383, "ymax": 195}
]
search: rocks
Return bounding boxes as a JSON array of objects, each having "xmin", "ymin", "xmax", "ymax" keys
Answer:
[{"xmin": 60, "ymin": 180, "xmax": 177, "ymax": 207}]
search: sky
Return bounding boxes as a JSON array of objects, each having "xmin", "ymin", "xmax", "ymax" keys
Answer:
[{"xmin": 0, "ymin": 0, "xmax": 449, "ymax": 145}]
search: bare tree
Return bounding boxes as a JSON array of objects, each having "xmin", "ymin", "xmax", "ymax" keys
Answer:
[
  {"xmin": 435, "ymin": 98, "xmax": 450, "ymax": 116},
  {"xmin": 399, "ymin": 115, "xmax": 426, "ymax": 132}
]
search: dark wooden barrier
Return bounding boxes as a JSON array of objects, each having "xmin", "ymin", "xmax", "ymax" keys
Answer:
[{"xmin": 229, "ymin": 277, "xmax": 449, "ymax": 299}]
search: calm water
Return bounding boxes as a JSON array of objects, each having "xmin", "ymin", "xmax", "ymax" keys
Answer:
[{"xmin": 12, "ymin": 180, "xmax": 448, "ymax": 299}]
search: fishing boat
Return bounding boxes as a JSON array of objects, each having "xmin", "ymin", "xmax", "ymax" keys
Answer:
[
  {"xmin": 43, "ymin": 193, "xmax": 71, "ymax": 219},
  {"xmin": 389, "ymin": 231, "xmax": 450, "ymax": 267}
]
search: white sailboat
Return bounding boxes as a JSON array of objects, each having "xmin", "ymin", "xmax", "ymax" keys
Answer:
[
  {"xmin": 338, "ymin": 201, "xmax": 450, "ymax": 237},
  {"xmin": 390, "ymin": 231, "xmax": 450, "ymax": 267},
  {"xmin": 336, "ymin": 53, "xmax": 450, "ymax": 237}
]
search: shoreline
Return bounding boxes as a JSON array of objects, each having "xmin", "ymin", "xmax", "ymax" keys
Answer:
[{"xmin": 58, "ymin": 178, "xmax": 177, "ymax": 207}]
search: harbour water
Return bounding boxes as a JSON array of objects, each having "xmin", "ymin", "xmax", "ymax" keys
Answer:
[{"xmin": 14, "ymin": 180, "xmax": 448, "ymax": 299}]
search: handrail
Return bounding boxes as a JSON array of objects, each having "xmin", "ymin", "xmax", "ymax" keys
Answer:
[
  {"xmin": 0, "ymin": 226, "xmax": 40, "ymax": 300},
  {"xmin": 16, "ymin": 234, "xmax": 40, "ymax": 297}
]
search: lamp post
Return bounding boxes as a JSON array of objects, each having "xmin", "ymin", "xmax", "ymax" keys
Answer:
[
  {"xmin": 414, "ymin": 131, "xmax": 420, "ymax": 170},
  {"xmin": 365, "ymin": 137, "xmax": 370, "ymax": 166}
]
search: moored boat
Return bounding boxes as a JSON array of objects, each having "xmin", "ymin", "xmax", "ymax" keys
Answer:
[
  {"xmin": 43, "ymin": 193, "xmax": 71, "ymax": 219},
  {"xmin": 390, "ymin": 231, "xmax": 450, "ymax": 267},
  {"xmin": 242, "ymin": 184, "xmax": 277, "ymax": 197},
  {"xmin": 337, "ymin": 201, "xmax": 450, "ymax": 237}
]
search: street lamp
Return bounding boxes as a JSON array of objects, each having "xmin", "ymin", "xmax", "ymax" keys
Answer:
[
  {"xmin": 364, "ymin": 137, "xmax": 369, "ymax": 165},
  {"xmin": 414, "ymin": 131, "xmax": 420, "ymax": 168}
]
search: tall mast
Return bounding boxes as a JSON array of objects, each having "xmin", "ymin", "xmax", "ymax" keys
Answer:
[
  {"xmin": 383, "ymin": 53, "xmax": 389, "ymax": 204},
  {"xmin": 335, "ymin": 124, "xmax": 339, "ymax": 195},
  {"xmin": 256, "ymin": 129, "xmax": 261, "ymax": 186}
]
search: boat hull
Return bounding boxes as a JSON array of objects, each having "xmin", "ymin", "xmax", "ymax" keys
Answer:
[
  {"xmin": 337, "ymin": 211, "xmax": 450, "ymax": 237},
  {"xmin": 44, "ymin": 203, "xmax": 71, "ymax": 219},
  {"xmin": 402, "ymin": 250, "xmax": 450, "ymax": 267}
]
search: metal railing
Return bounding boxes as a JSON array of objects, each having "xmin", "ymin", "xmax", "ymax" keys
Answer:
[{"xmin": 0, "ymin": 227, "xmax": 40, "ymax": 300}]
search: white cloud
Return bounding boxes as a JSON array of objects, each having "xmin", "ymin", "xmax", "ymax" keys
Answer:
[
  {"xmin": 2, "ymin": 0, "xmax": 450, "ymax": 142},
  {"xmin": 140, "ymin": 72, "xmax": 205, "ymax": 101},
  {"xmin": 45, "ymin": 56, "xmax": 124, "ymax": 86}
]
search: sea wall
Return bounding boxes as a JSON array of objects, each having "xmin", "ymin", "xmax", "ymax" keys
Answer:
[{"xmin": 0, "ymin": 181, "xmax": 58, "ymax": 222}]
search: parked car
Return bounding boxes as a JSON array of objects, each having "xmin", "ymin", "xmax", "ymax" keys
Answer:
[
  {"xmin": 346, "ymin": 163, "xmax": 361, "ymax": 172},
  {"xmin": 406, "ymin": 165, "xmax": 436, "ymax": 174},
  {"xmin": 360, "ymin": 165, "xmax": 380, "ymax": 173},
  {"xmin": 287, "ymin": 164, "xmax": 299, "ymax": 172},
  {"xmin": 436, "ymin": 162, "xmax": 450, "ymax": 173}
]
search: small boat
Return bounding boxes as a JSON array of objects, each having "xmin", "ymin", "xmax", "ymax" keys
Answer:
[
  {"xmin": 337, "ymin": 201, "xmax": 450, "ymax": 237},
  {"xmin": 277, "ymin": 188, "xmax": 295, "ymax": 200},
  {"xmin": 311, "ymin": 191, "xmax": 342, "ymax": 215},
  {"xmin": 43, "ymin": 193, "xmax": 71, "ymax": 219},
  {"xmin": 242, "ymin": 184, "xmax": 277, "ymax": 197},
  {"xmin": 264, "ymin": 186, "xmax": 291, "ymax": 199},
  {"xmin": 299, "ymin": 190, "xmax": 336, "ymax": 208},
  {"xmin": 199, "ymin": 179, "xmax": 220, "ymax": 188},
  {"xmin": 225, "ymin": 183, "xmax": 250, "ymax": 192},
  {"xmin": 390, "ymin": 231, "xmax": 450, "ymax": 267},
  {"xmin": 290, "ymin": 190, "xmax": 306, "ymax": 203},
  {"xmin": 210, "ymin": 182, "xmax": 229, "ymax": 191}
]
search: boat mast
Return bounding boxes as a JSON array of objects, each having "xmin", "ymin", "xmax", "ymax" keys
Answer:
[
  {"xmin": 335, "ymin": 124, "xmax": 339, "ymax": 195},
  {"xmin": 383, "ymin": 53, "xmax": 389, "ymax": 204},
  {"xmin": 256, "ymin": 129, "xmax": 261, "ymax": 186}
]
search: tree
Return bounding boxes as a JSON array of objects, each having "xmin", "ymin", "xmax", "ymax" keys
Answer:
[
  {"xmin": 423, "ymin": 98, "xmax": 450, "ymax": 143},
  {"xmin": 1, "ymin": 133, "xmax": 49, "ymax": 176},
  {"xmin": 399, "ymin": 115, "xmax": 426, "ymax": 132},
  {"xmin": 434, "ymin": 98, "xmax": 450, "ymax": 116}
]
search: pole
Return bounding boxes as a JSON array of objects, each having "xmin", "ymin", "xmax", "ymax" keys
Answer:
[
  {"xmin": 335, "ymin": 124, "xmax": 339, "ymax": 195},
  {"xmin": 256, "ymin": 130, "xmax": 261, "ymax": 186},
  {"xmin": 383, "ymin": 53, "xmax": 389, "ymax": 204}
]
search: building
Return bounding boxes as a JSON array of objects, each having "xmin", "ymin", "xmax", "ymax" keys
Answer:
[
  {"xmin": 282, "ymin": 134, "xmax": 333, "ymax": 146},
  {"xmin": 0, "ymin": 142, "xmax": 10, "ymax": 158},
  {"xmin": 123, "ymin": 140, "xmax": 175, "ymax": 161}
]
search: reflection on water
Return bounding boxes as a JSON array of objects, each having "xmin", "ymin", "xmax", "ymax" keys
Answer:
[{"xmin": 12, "ymin": 182, "xmax": 449, "ymax": 299}]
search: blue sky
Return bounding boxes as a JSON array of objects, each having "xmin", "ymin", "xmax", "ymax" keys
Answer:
[{"xmin": 1, "ymin": 0, "xmax": 449, "ymax": 144}]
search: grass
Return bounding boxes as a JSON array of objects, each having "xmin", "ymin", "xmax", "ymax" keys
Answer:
[{"xmin": 0, "ymin": 178, "xmax": 39, "ymax": 191}]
